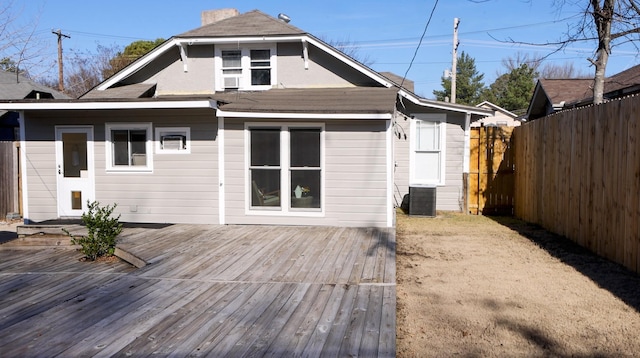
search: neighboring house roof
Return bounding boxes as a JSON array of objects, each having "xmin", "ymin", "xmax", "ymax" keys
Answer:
[
  {"xmin": 0, "ymin": 70, "xmax": 69, "ymax": 100},
  {"xmin": 475, "ymin": 101, "xmax": 517, "ymax": 118},
  {"xmin": 177, "ymin": 10, "xmax": 306, "ymax": 37},
  {"xmin": 526, "ymin": 64, "xmax": 640, "ymax": 120}
]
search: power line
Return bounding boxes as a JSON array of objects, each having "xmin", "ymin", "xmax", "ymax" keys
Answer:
[{"xmin": 399, "ymin": 0, "xmax": 439, "ymax": 90}]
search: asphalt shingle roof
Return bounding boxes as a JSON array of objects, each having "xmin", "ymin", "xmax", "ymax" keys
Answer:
[
  {"xmin": 0, "ymin": 70, "xmax": 69, "ymax": 100},
  {"xmin": 178, "ymin": 10, "xmax": 306, "ymax": 38}
]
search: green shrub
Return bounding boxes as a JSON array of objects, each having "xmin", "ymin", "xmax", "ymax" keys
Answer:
[{"xmin": 64, "ymin": 201, "xmax": 123, "ymax": 261}]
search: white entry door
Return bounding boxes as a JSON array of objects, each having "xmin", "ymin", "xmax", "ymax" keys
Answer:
[{"xmin": 55, "ymin": 126, "xmax": 95, "ymax": 217}]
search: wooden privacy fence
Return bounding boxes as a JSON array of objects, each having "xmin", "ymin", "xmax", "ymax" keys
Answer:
[
  {"xmin": 513, "ymin": 94, "xmax": 640, "ymax": 274},
  {"xmin": 469, "ymin": 126, "xmax": 515, "ymax": 215},
  {"xmin": 0, "ymin": 141, "xmax": 20, "ymax": 219}
]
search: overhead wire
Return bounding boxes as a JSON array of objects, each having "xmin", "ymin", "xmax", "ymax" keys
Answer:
[{"xmin": 399, "ymin": 0, "xmax": 439, "ymax": 90}]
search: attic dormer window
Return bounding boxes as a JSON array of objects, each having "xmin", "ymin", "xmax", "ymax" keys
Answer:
[{"xmin": 215, "ymin": 45, "xmax": 276, "ymax": 91}]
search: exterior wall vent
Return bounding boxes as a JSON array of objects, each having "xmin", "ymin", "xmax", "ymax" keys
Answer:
[{"xmin": 409, "ymin": 185, "xmax": 436, "ymax": 217}]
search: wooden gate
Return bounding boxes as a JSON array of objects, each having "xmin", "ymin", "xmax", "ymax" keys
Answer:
[{"xmin": 469, "ymin": 127, "xmax": 515, "ymax": 215}]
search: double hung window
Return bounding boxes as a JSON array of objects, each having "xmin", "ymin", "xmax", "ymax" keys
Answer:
[
  {"xmin": 248, "ymin": 125, "xmax": 323, "ymax": 213},
  {"xmin": 410, "ymin": 114, "xmax": 446, "ymax": 185},
  {"xmin": 216, "ymin": 45, "xmax": 275, "ymax": 91}
]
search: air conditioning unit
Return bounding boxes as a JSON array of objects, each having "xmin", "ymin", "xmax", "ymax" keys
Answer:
[
  {"xmin": 224, "ymin": 76, "xmax": 240, "ymax": 89},
  {"xmin": 409, "ymin": 185, "xmax": 436, "ymax": 217},
  {"xmin": 161, "ymin": 135, "xmax": 185, "ymax": 150}
]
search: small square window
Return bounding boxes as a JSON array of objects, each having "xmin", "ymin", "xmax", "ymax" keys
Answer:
[
  {"xmin": 106, "ymin": 123, "xmax": 153, "ymax": 172},
  {"xmin": 155, "ymin": 127, "xmax": 191, "ymax": 154}
]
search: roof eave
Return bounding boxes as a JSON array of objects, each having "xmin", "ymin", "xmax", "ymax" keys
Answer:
[{"xmin": 0, "ymin": 99, "xmax": 217, "ymax": 111}]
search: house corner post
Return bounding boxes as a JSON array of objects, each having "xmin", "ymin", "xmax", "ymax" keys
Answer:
[{"xmin": 463, "ymin": 112, "xmax": 471, "ymax": 214}]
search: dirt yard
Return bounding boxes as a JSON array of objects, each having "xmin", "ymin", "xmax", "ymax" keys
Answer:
[{"xmin": 396, "ymin": 212, "xmax": 640, "ymax": 357}]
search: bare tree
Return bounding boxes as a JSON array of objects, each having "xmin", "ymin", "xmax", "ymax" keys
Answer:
[
  {"xmin": 490, "ymin": 0, "xmax": 640, "ymax": 104},
  {"xmin": 0, "ymin": 1, "xmax": 54, "ymax": 82},
  {"xmin": 63, "ymin": 44, "xmax": 123, "ymax": 98}
]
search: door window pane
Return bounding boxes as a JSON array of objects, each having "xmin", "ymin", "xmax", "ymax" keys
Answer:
[{"xmin": 62, "ymin": 132, "xmax": 87, "ymax": 178}]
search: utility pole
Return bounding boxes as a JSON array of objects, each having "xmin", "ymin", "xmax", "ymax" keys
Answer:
[
  {"xmin": 451, "ymin": 18, "xmax": 460, "ymax": 104},
  {"xmin": 52, "ymin": 29, "xmax": 70, "ymax": 93}
]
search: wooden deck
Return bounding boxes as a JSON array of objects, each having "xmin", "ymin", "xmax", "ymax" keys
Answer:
[{"xmin": 0, "ymin": 224, "xmax": 395, "ymax": 357}]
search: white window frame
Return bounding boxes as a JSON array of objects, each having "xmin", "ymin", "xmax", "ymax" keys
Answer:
[
  {"xmin": 409, "ymin": 114, "xmax": 446, "ymax": 186},
  {"xmin": 244, "ymin": 122, "xmax": 325, "ymax": 217},
  {"xmin": 105, "ymin": 122, "xmax": 153, "ymax": 172},
  {"xmin": 155, "ymin": 127, "xmax": 191, "ymax": 154},
  {"xmin": 214, "ymin": 44, "xmax": 277, "ymax": 91}
]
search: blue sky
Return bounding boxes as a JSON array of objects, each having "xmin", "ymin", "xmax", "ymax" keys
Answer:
[{"xmin": 11, "ymin": 0, "xmax": 640, "ymax": 98}]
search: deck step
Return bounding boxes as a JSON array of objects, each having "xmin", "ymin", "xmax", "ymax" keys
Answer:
[{"xmin": 0, "ymin": 225, "xmax": 85, "ymax": 250}]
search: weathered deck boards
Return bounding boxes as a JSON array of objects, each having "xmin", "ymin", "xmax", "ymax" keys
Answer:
[{"xmin": 0, "ymin": 225, "xmax": 396, "ymax": 357}]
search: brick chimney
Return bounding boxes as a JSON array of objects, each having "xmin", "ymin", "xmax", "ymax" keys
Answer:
[{"xmin": 201, "ymin": 9, "xmax": 240, "ymax": 26}]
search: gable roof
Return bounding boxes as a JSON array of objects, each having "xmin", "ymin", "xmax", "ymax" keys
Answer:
[
  {"xmin": 475, "ymin": 101, "xmax": 517, "ymax": 118},
  {"xmin": 526, "ymin": 64, "xmax": 640, "ymax": 120},
  {"xmin": 0, "ymin": 70, "xmax": 69, "ymax": 100},
  {"xmin": 178, "ymin": 10, "xmax": 306, "ymax": 38}
]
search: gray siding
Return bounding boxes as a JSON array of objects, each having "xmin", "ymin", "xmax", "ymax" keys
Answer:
[
  {"xmin": 23, "ymin": 109, "xmax": 218, "ymax": 224},
  {"xmin": 155, "ymin": 45, "xmax": 215, "ymax": 95},
  {"xmin": 125, "ymin": 42, "xmax": 380, "ymax": 96},
  {"xmin": 394, "ymin": 112, "xmax": 466, "ymax": 212},
  {"xmin": 277, "ymin": 42, "xmax": 378, "ymax": 88},
  {"xmin": 223, "ymin": 118, "xmax": 388, "ymax": 227}
]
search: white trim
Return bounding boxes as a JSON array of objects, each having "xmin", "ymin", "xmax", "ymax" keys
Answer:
[
  {"xmin": 0, "ymin": 100, "xmax": 217, "ymax": 111},
  {"xmin": 105, "ymin": 122, "xmax": 154, "ymax": 173},
  {"xmin": 218, "ymin": 117, "xmax": 225, "ymax": 225},
  {"xmin": 178, "ymin": 43, "xmax": 188, "ymax": 72},
  {"xmin": 302, "ymin": 39, "xmax": 309, "ymax": 70},
  {"xmin": 17, "ymin": 111, "xmax": 28, "ymax": 223},
  {"xmin": 97, "ymin": 34, "xmax": 393, "ymax": 93},
  {"xmin": 216, "ymin": 109, "xmax": 392, "ymax": 120},
  {"xmin": 244, "ymin": 122, "xmax": 325, "ymax": 217},
  {"xmin": 215, "ymin": 44, "xmax": 277, "ymax": 91},
  {"xmin": 463, "ymin": 112, "xmax": 471, "ymax": 174},
  {"xmin": 410, "ymin": 114, "xmax": 447, "ymax": 186},
  {"xmin": 98, "ymin": 39, "xmax": 180, "ymax": 90},
  {"xmin": 155, "ymin": 127, "xmax": 191, "ymax": 154},
  {"xmin": 398, "ymin": 89, "xmax": 494, "ymax": 116},
  {"xmin": 386, "ymin": 119, "xmax": 394, "ymax": 227},
  {"xmin": 55, "ymin": 125, "xmax": 96, "ymax": 217}
]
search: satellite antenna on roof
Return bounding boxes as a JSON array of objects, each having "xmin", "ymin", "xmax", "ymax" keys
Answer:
[{"xmin": 278, "ymin": 13, "xmax": 291, "ymax": 23}]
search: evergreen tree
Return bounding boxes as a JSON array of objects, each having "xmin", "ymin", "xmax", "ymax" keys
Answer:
[
  {"xmin": 433, "ymin": 51, "xmax": 486, "ymax": 105},
  {"xmin": 484, "ymin": 63, "xmax": 537, "ymax": 113}
]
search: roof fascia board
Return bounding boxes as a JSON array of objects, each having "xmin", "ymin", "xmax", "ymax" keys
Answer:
[
  {"xmin": 398, "ymin": 89, "xmax": 494, "ymax": 116},
  {"xmin": 217, "ymin": 109, "xmax": 392, "ymax": 120},
  {"xmin": 175, "ymin": 36, "xmax": 305, "ymax": 44},
  {"xmin": 1, "ymin": 100, "xmax": 217, "ymax": 111},
  {"xmin": 304, "ymin": 36, "xmax": 394, "ymax": 88},
  {"xmin": 97, "ymin": 39, "xmax": 180, "ymax": 91}
]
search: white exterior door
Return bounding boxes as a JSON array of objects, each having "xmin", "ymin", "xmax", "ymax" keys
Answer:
[{"xmin": 55, "ymin": 126, "xmax": 95, "ymax": 217}]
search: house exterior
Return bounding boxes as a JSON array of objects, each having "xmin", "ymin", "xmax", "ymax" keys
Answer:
[
  {"xmin": 472, "ymin": 101, "xmax": 521, "ymax": 127},
  {"xmin": 526, "ymin": 64, "xmax": 640, "ymax": 120},
  {"xmin": 1, "ymin": 9, "xmax": 491, "ymax": 227}
]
